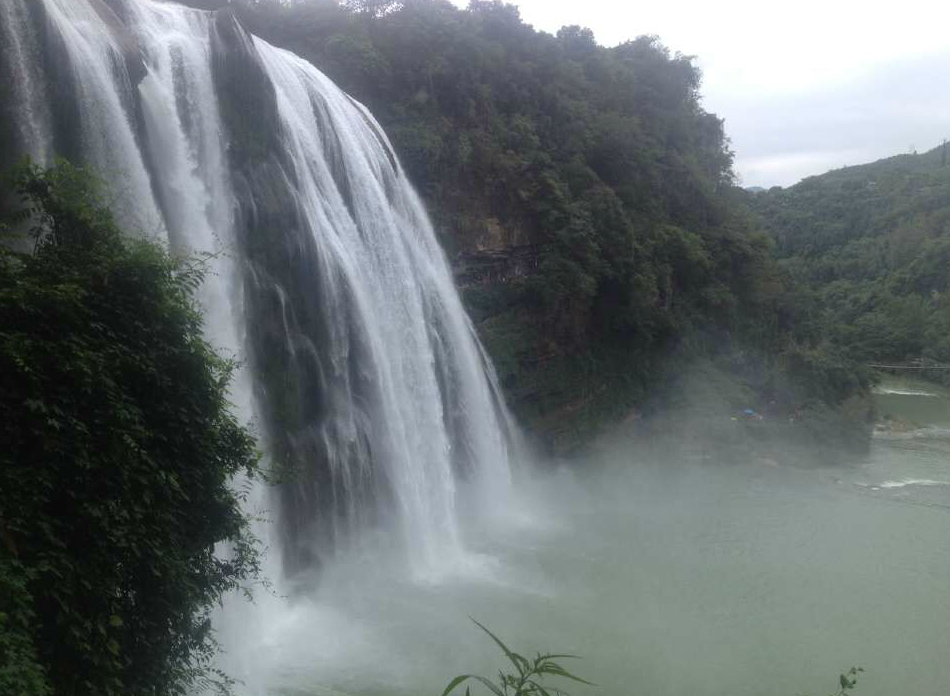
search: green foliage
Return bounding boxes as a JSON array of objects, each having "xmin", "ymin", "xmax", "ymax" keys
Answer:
[
  {"xmin": 0, "ymin": 561, "xmax": 50, "ymax": 696},
  {"xmin": 833, "ymin": 667, "xmax": 864, "ymax": 694},
  {"xmin": 442, "ymin": 620, "xmax": 593, "ymax": 696},
  {"xmin": 0, "ymin": 161, "xmax": 262, "ymax": 696},
  {"xmin": 343, "ymin": 0, "xmax": 403, "ymax": 15},
  {"xmin": 750, "ymin": 145, "xmax": 950, "ymax": 383}
]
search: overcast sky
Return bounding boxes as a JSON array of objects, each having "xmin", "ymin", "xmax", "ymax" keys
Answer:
[{"xmin": 452, "ymin": 0, "xmax": 950, "ymax": 188}]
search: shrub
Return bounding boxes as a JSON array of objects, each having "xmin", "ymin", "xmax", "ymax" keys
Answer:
[{"xmin": 0, "ymin": 161, "xmax": 262, "ymax": 696}]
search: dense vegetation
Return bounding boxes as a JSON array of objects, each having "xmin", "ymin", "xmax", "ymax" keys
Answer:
[
  {"xmin": 228, "ymin": 0, "xmax": 870, "ymax": 453},
  {"xmin": 748, "ymin": 144, "xmax": 950, "ymax": 384},
  {"xmin": 0, "ymin": 162, "xmax": 262, "ymax": 696}
]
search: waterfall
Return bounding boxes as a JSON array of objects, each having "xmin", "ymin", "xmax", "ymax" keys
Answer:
[
  {"xmin": 0, "ymin": 0, "xmax": 517, "ymax": 579},
  {"xmin": 0, "ymin": 0, "xmax": 53, "ymax": 166}
]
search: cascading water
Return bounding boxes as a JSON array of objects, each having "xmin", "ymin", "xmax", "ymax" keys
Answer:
[
  {"xmin": 246, "ymin": 36, "xmax": 515, "ymax": 574},
  {"xmin": 0, "ymin": 0, "xmax": 53, "ymax": 166},
  {"xmin": 0, "ymin": 0, "xmax": 516, "ymax": 587}
]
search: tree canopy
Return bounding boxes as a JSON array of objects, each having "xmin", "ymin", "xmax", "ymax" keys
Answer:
[{"xmin": 749, "ymin": 144, "xmax": 950, "ymax": 378}]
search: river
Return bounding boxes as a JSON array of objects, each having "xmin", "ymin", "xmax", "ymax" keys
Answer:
[{"xmin": 226, "ymin": 379, "xmax": 950, "ymax": 696}]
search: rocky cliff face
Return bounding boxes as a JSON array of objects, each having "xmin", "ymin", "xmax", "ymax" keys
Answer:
[
  {"xmin": 444, "ymin": 217, "xmax": 629, "ymax": 455},
  {"xmin": 452, "ymin": 219, "xmax": 538, "ymax": 289}
]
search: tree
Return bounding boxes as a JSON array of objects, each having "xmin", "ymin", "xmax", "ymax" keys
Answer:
[
  {"xmin": 343, "ymin": 0, "xmax": 404, "ymax": 16},
  {"xmin": 0, "ymin": 161, "xmax": 262, "ymax": 696}
]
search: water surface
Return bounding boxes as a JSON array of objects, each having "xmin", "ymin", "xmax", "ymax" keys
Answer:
[{"xmin": 229, "ymin": 380, "xmax": 950, "ymax": 696}]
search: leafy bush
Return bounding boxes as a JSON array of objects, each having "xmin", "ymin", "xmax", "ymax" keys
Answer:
[{"xmin": 0, "ymin": 161, "xmax": 262, "ymax": 696}]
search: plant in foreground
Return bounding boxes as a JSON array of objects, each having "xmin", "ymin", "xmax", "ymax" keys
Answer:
[
  {"xmin": 442, "ymin": 620, "xmax": 593, "ymax": 696},
  {"xmin": 831, "ymin": 666, "xmax": 864, "ymax": 695},
  {"xmin": 799, "ymin": 666, "xmax": 865, "ymax": 696},
  {"xmin": 443, "ymin": 621, "xmax": 864, "ymax": 696}
]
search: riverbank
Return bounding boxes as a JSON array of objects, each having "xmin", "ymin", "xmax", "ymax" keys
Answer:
[
  {"xmin": 871, "ymin": 376, "xmax": 950, "ymax": 432},
  {"xmin": 583, "ymin": 359, "xmax": 875, "ymax": 469}
]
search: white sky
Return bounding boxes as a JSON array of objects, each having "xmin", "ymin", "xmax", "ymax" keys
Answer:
[{"xmin": 452, "ymin": 0, "xmax": 950, "ymax": 187}]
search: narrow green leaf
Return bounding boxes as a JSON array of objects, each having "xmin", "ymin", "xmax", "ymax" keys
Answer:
[
  {"xmin": 509, "ymin": 650, "xmax": 531, "ymax": 676},
  {"xmin": 540, "ymin": 665, "xmax": 595, "ymax": 686},
  {"xmin": 527, "ymin": 680, "xmax": 554, "ymax": 696},
  {"xmin": 441, "ymin": 675, "xmax": 472, "ymax": 696},
  {"xmin": 471, "ymin": 618, "xmax": 522, "ymax": 672},
  {"xmin": 471, "ymin": 675, "xmax": 506, "ymax": 696}
]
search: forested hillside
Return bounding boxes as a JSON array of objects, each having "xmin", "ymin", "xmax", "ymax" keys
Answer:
[
  {"xmin": 224, "ymin": 0, "xmax": 869, "ymax": 452},
  {"xmin": 749, "ymin": 143, "xmax": 950, "ymax": 382}
]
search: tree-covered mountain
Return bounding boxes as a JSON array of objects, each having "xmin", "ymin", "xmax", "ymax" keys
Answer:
[
  {"xmin": 227, "ymin": 0, "xmax": 869, "ymax": 452},
  {"xmin": 748, "ymin": 143, "xmax": 950, "ymax": 382}
]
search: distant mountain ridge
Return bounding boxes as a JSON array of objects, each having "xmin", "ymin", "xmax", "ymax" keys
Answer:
[{"xmin": 748, "ymin": 142, "xmax": 950, "ymax": 377}]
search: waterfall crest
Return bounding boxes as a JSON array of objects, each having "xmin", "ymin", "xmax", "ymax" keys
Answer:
[{"xmin": 0, "ymin": 0, "xmax": 517, "ymax": 579}]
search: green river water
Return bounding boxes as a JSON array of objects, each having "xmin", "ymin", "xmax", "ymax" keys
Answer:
[{"xmin": 232, "ymin": 378, "xmax": 950, "ymax": 696}]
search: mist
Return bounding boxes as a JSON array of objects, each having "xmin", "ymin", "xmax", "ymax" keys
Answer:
[{"xmin": 215, "ymin": 374, "xmax": 950, "ymax": 696}]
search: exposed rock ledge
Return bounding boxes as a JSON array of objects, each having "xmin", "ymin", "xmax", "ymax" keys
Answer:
[{"xmin": 93, "ymin": 0, "xmax": 146, "ymax": 85}]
